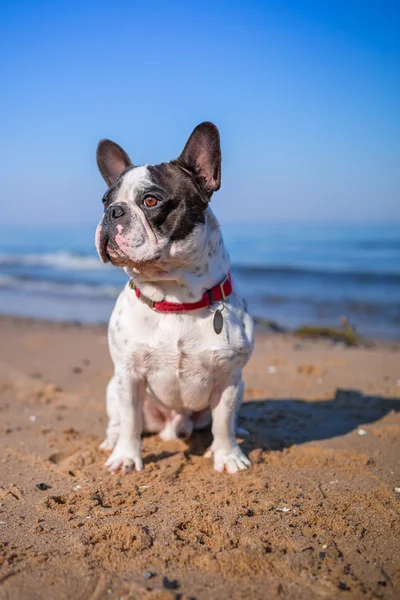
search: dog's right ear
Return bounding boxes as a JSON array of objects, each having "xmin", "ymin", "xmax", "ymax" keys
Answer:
[{"xmin": 96, "ymin": 140, "xmax": 132, "ymax": 187}]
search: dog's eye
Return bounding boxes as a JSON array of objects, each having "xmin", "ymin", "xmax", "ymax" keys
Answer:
[{"xmin": 144, "ymin": 196, "xmax": 159, "ymax": 208}]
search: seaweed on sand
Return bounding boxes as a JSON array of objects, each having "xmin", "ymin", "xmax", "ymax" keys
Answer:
[{"xmin": 254, "ymin": 316, "xmax": 363, "ymax": 346}]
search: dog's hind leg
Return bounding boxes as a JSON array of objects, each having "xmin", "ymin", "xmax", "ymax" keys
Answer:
[
  {"xmin": 192, "ymin": 407, "xmax": 212, "ymax": 431},
  {"xmin": 99, "ymin": 376, "xmax": 120, "ymax": 451},
  {"xmin": 159, "ymin": 412, "xmax": 194, "ymax": 441},
  {"xmin": 143, "ymin": 396, "xmax": 194, "ymax": 441}
]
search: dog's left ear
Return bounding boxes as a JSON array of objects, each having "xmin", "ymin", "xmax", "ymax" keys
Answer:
[
  {"xmin": 96, "ymin": 139, "xmax": 132, "ymax": 187},
  {"xmin": 174, "ymin": 122, "xmax": 221, "ymax": 199}
]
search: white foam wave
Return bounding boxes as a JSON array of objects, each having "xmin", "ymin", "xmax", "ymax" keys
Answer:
[
  {"xmin": 0, "ymin": 251, "xmax": 103, "ymax": 270},
  {"xmin": 0, "ymin": 275, "xmax": 121, "ymax": 298}
]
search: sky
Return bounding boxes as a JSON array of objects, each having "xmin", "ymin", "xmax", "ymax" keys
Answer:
[{"xmin": 1, "ymin": 0, "xmax": 399, "ymax": 226}]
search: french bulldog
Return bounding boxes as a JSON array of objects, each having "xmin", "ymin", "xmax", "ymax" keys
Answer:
[{"xmin": 95, "ymin": 122, "xmax": 254, "ymax": 474}]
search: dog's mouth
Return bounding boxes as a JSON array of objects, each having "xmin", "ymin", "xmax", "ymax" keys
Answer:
[
  {"xmin": 98, "ymin": 233, "xmax": 110, "ymax": 263},
  {"xmin": 106, "ymin": 241, "xmax": 131, "ymax": 267},
  {"xmin": 98, "ymin": 231, "xmax": 128, "ymax": 266},
  {"xmin": 98, "ymin": 229, "xmax": 162, "ymax": 270}
]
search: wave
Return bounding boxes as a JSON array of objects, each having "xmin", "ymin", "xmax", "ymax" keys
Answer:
[
  {"xmin": 0, "ymin": 252, "xmax": 102, "ymax": 270},
  {"xmin": 1, "ymin": 246, "xmax": 400, "ymax": 298},
  {"xmin": 0, "ymin": 273, "xmax": 398, "ymax": 318},
  {"xmin": 353, "ymin": 240, "xmax": 400, "ymax": 251},
  {"xmin": 0, "ymin": 275, "xmax": 121, "ymax": 298},
  {"xmin": 260, "ymin": 293, "xmax": 398, "ymax": 316},
  {"xmin": 1, "ymin": 251, "xmax": 399, "ymax": 283},
  {"xmin": 232, "ymin": 264, "xmax": 400, "ymax": 284}
]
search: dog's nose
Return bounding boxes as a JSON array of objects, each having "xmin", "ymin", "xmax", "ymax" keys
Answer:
[{"xmin": 107, "ymin": 204, "xmax": 125, "ymax": 220}]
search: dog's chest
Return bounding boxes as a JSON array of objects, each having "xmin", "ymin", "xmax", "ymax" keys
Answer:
[
  {"xmin": 137, "ymin": 339, "xmax": 224, "ymax": 411},
  {"xmin": 109, "ymin": 289, "xmax": 253, "ymax": 412}
]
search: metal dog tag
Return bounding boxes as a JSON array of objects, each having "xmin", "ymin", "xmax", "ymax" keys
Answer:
[{"xmin": 213, "ymin": 309, "xmax": 224, "ymax": 334}]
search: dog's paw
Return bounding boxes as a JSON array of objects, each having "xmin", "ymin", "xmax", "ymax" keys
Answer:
[
  {"xmin": 204, "ymin": 444, "xmax": 251, "ymax": 474},
  {"xmin": 105, "ymin": 443, "xmax": 143, "ymax": 474},
  {"xmin": 99, "ymin": 437, "xmax": 116, "ymax": 452}
]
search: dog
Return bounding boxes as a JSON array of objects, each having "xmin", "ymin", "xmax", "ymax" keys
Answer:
[{"xmin": 95, "ymin": 122, "xmax": 254, "ymax": 474}]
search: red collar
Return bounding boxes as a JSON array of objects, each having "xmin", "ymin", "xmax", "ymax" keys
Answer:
[{"xmin": 129, "ymin": 272, "xmax": 232, "ymax": 313}]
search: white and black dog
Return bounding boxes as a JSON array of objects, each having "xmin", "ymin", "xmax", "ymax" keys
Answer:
[{"xmin": 95, "ymin": 122, "xmax": 254, "ymax": 474}]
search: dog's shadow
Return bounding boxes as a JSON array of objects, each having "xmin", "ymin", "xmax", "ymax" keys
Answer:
[{"xmin": 187, "ymin": 389, "xmax": 400, "ymax": 456}]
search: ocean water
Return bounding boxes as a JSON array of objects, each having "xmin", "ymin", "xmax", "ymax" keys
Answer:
[{"xmin": 0, "ymin": 223, "xmax": 399, "ymax": 339}]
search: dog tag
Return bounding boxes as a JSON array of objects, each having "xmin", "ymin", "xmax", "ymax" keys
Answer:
[{"xmin": 213, "ymin": 309, "xmax": 224, "ymax": 334}]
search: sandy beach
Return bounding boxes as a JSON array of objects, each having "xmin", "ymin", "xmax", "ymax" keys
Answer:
[{"xmin": 0, "ymin": 316, "xmax": 399, "ymax": 599}]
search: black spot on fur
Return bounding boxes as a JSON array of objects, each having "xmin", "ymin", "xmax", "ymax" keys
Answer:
[{"xmin": 144, "ymin": 163, "xmax": 207, "ymax": 241}]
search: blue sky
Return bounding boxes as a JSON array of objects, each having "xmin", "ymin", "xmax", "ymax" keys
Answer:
[{"xmin": 1, "ymin": 0, "xmax": 399, "ymax": 226}]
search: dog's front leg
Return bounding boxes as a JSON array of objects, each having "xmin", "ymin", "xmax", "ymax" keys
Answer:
[
  {"xmin": 99, "ymin": 376, "xmax": 120, "ymax": 451},
  {"xmin": 105, "ymin": 368, "xmax": 145, "ymax": 474},
  {"xmin": 205, "ymin": 376, "xmax": 251, "ymax": 474}
]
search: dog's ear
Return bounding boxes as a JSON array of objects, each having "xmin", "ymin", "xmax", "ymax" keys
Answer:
[
  {"xmin": 96, "ymin": 139, "xmax": 132, "ymax": 187},
  {"xmin": 174, "ymin": 122, "xmax": 221, "ymax": 198}
]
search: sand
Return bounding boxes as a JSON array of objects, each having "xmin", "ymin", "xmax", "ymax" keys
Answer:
[{"xmin": 0, "ymin": 316, "xmax": 399, "ymax": 600}]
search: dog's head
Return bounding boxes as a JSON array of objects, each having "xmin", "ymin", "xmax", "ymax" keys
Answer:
[{"xmin": 95, "ymin": 122, "xmax": 221, "ymax": 274}]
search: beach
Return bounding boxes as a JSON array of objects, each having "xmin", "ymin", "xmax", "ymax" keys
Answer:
[{"xmin": 0, "ymin": 316, "xmax": 399, "ymax": 599}]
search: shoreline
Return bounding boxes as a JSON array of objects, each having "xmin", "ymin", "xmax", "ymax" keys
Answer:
[
  {"xmin": 1, "ymin": 312, "xmax": 400, "ymax": 348},
  {"xmin": 0, "ymin": 315, "xmax": 399, "ymax": 599}
]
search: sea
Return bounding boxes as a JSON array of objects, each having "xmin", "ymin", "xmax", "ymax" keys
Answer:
[{"xmin": 0, "ymin": 223, "xmax": 399, "ymax": 340}]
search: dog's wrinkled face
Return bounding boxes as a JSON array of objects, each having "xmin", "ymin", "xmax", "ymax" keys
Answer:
[{"xmin": 95, "ymin": 122, "xmax": 221, "ymax": 273}]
